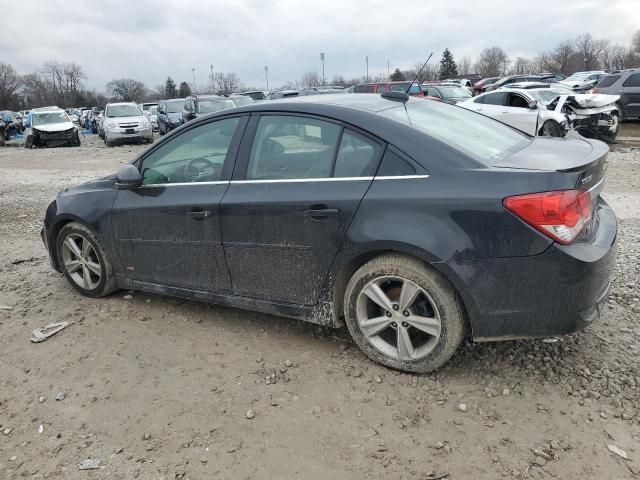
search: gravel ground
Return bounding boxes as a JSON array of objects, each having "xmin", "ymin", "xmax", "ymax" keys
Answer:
[{"xmin": 0, "ymin": 129, "xmax": 639, "ymax": 479}]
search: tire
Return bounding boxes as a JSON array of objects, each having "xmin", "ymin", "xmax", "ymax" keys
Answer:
[
  {"xmin": 72, "ymin": 132, "xmax": 81, "ymax": 147},
  {"xmin": 159, "ymin": 123, "xmax": 165, "ymax": 136},
  {"xmin": 56, "ymin": 222, "xmax": 117, "ymax": 298},
  {"xmin": 24, "ymin": 134, "xmax": 34, "ymax": 149},
  {"xmin": 599, "ymin": 111, "xmax": 621, "ymax": 143},
  {"xmin": 343, "ymin": 254, "xmax": 465, "ymax": 373},
  {"xmin": 147, "ymin": 136, "xmax": 154, "ymax": 144},
  {"xmin": 540, "ymin": 120, "xmax": 565, "ymax": 137},
  {"xmin": 105, "ymin": 138, "xmax": 113, "ymax": 147}
]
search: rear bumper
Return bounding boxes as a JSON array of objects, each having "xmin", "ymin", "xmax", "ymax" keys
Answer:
[{"xmin": 443, "ymin": 199, "xmax": 617, "ymax": 341}]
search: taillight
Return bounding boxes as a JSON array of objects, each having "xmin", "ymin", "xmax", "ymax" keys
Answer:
[{"xmin": 503, "ymin": 190, "xmax": 593, "ymax": 245}]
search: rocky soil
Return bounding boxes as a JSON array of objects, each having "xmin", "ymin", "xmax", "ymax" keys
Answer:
[{"xmin": 0, "ymin": 129, "xmax": 639, "ymax": 479}]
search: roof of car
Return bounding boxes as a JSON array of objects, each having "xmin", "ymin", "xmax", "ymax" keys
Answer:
[
  {"xmin": 31, "ymin": 106, "xmax": 64, "ymax": 112},
  {"xmin": 106, "ymin": 102, "xmax": 139, "ymax": 106}
]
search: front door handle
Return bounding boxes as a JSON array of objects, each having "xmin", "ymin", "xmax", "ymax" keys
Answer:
[
  {"xmin": 304, "ymin": 207, "xmax": 339, "ymax": 221},
  {"xmin": 186, "ymin": 210, "xmax": 211, "ymax": 220}
]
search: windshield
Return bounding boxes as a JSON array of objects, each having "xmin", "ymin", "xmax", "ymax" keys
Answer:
[
  {"xmin": 528, "ymin": 89, "xmax": 571, "ymax": 104},
  {"xmin": 438, "ymin": 86, "xmax": 471, "ymax": 98},
  {"xmin": 565, "ymin": 73, "xmax": 589, "ymax": 81},
  {"xmin": 142, "ymin": 104, "xmax": 157, "ymax": 111},
  {"xmin": 197, "ymin": 99, "xmax": 236, "ymax": 113},
  {"xmin": 231, "ymin": 96, "xmax": 253, "ymax": 107},
  {"xmin": 380, "ymin": 100, "xmax": 530, "ymax": 165},
  {"xmin": 106, "ymin": 104, "xmax": 142, "ymax": 117},
  {"xmin": 32, "ymin": 112, "xmax": 69, "ymax": 126},
  {"xmin": 166, "ymin": 99, "xmax": 184, "ymax": 113}
]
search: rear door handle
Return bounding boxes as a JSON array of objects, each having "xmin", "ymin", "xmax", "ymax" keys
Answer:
[
  {"xmin": 304, "ymin": 207, "xmax": 339, "ymax": 220},
  {"xmin": 186, "ymin": 210, "xmax": 211, "ymax": 220}
]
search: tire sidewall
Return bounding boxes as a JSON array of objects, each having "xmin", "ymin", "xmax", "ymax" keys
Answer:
[
  {"xmin": 56, "ymin": 223, "xmax": 111, "ymax": 298},
  {"xmin": 344, "ymin": 260, "xmax": 462, "ymax": 373}
]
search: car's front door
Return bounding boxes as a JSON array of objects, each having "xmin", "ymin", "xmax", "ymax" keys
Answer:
[
  {"xmin": 220, "ymin": 114, "xmax": 383, "ymax": 305},
  {"xmin": 501, "ymin": 93, "xmax": 539, "ymax": 135},
  {"xmin": 110, "ymin": 115, "xmax": 247, "ymax": 293}
]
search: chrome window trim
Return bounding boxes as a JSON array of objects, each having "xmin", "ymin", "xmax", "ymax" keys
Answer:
[
  {"xmin": 141, "ymin": 180, "xmax": 230, "ymax": 188},
  {"xmin": 140, "ymin": 174, "xmax": 430, "ymax": 188}
]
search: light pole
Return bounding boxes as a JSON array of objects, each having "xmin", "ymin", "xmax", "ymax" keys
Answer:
[
  {"xmin": 210, "ymin": 64, "xmax": 214, "ymax": 93},
  {"xmin": 320, "ymin": 52, "xmax": 325, "ymax": 85},
  {"xmin": 191, "ymin": 67, "xmax": 196, "ymax": 93},
  {"xmin": 264, "ymin": 66, "xmax": 269, "ymax": 91},
  {"xmin": 366, "ymin": 56, "xmax": 369, "ymax": 82}
]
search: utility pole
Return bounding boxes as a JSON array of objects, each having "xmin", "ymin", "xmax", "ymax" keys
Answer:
[
  {"xmin": 387, "ymin": 59, "xmax": 390, "ymax": 77},
  {"xmin": 210, "ymin": 64, "xmax": 214, "ymax": 93},
  {"xmin": 366, "ymin": 56, "xmax": 369, "ymax": 82},
  {"xmin": 320, "ymin": 52, "xmax": 325, "ymax": 85},
  {"xmin": 191, "ymin": 67, "xmax": 196, "ymax": 93},
  {"xmin": 264, "ymin": 66, "xmax": 269, "ymax": 91}
]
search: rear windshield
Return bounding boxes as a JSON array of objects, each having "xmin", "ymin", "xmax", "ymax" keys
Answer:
[
  {"xmin": 437, "ymin": 86, "xmax": 471, "ymax": 98},
  {"xmin": 197, "ymin": 99, "xmax": 236, "ymax": 113},
  {"xmin": 596, "ymin": 75, "xmax": 620, "ymax": 88},
  {"xmin": 390, "ymin": 82, "xmax": 422, "ymax": 94},
  {"xmin": 380, "ymin": 100, "xmax": 530, "ymax": 165},
  {"xmin": 166, "ymin": 99, "xmax": 184, "ymax": 113},
  {"xmin": 231, "ymin": 96, "xmax": 253, "ymax": 107}
]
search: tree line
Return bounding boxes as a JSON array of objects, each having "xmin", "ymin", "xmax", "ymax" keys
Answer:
[{"xmin": 1, "ymin": 30, "xmax": 639, "ymax": 110}]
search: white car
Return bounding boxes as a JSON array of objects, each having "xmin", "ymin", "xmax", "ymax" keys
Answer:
[
  {"xmin": 102, "ymin": 102, "xmax": 153, "ymax": 147},
  {"xmin": 26, "ymin": 107, "xmax": 80, "ymax": 148},
  {"xmin": 441, "ymin": 78, "xmax": 474, "ymax": 94},
  {"xmin": 560, "ymin": 71, "xmax": 606, "ymax": 92},
  {"xmin": 459, "ymin": 87, "xmax": 621, "ymax": 142}
]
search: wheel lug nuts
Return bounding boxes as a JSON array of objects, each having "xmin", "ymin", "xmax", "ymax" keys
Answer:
[
  {"xmin": 403, "ymin": 310, "xmax": 410, "ymax": 317},
  {"xmin": 392, "ymin": 304, "xmax": 399, "ymax": 311},
  {"xmin": 385, "ymin": 311, "xmax": 392, "ymax": 318},
  {"xmin": 402, "ymin": 322, "xmax": 409, "ymax": 328},
  {"xmin": 391, "ymin": 322, "xmax": 397, "ymax": 327}
]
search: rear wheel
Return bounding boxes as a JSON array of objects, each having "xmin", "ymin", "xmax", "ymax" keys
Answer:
[
  {"xmin": 540, "ymin": 120, "xmax": 565, "ymax": 137},
  {"xmin": 343, "ymin": 254, "xmax": 465, "ymax": 373},
  {"xmin": 56, "ymin": 222, "xmax": 116, "ymax": 297}
]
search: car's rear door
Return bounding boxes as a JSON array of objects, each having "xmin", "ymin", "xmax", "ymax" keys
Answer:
[
  {"xmin": 621, "ymin": 73, "xmax": 640, "ymax": 118},
  {"xmin": 220, "ymin": 113, "xmax": 384, "ymax": 305},
  {"xmin": 110, "ymin": 115, "xmax": 248, "ymax": 293}
]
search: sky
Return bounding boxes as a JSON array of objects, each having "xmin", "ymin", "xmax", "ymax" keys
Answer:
[{"xmin": 2, "ymin": 0, "xmax": 640, "ymax": 91}]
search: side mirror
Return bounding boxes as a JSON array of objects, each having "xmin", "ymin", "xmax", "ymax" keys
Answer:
[
  {"xmin": 159, "ymin": 110, "xmax": 166, "ymax": 115},
  {"xmin": 115, "ymin": 165, "xmax": 142, "ymax": 190},
  {"xmin": 528, "ymin": 101, "xmax": 538, "ymax": 109}
]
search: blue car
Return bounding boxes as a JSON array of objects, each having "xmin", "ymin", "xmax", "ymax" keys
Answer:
[{"xmin": 158, "ymin": 98, "xmax": 185, "ymax": 135}]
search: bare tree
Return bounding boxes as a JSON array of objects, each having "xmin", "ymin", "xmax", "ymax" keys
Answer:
[
  {"xmin": 574, "ymin": 33, "xmax": 608, "ymax": 70},
  {"xmin": 106, "ymin": 78, "xmax": 147, "ymax": 102},
  {"xmin": 213, "ymin": 72, "xmax": 241, "ymax": 94},
  {"xmin": 633, "ymin": 30, "xmax": 640, "ymax": 53},
  {"xmin": 299, "ymin": 71, "xmax": 322, "ymax": 88},
  {"xmin": 0, "ymin": 63, "xmax": 21, "ymax": 110},
  {"xmin": 475, "ymin": 47, "xmax": 510, "ymax": 77},
  {"xmin": 457, "ymin": 56, "xmax": 472, "ymax": 75},
  {"xmin": 510, "ymin": 57, "xmax": 533, "ymax": 74},
  {"xmin": 550, "ymin": 41, "xmax": 575, "ymax": 75}
]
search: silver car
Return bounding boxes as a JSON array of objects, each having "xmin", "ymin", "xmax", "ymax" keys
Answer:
[{"xmin": 102, "ymin": 103, "xmax": 153, "ymax": 147}]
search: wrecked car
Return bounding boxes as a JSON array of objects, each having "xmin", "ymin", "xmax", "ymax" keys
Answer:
[
  {"xmin": 42, "ymin": 93, "xmax": 616, "ymax": 373},
  {"xmin": 25, "ymin": 107, "xmax": 80, "ymax": 148},
  {"xmin": 460, "ymin": 86, "xmax": 621, "ymax": 142}
]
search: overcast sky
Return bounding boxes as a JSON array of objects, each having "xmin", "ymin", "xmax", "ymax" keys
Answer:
[{"xmin": 3, "ymin": 0, "xmax": 639, "ymax": 91}]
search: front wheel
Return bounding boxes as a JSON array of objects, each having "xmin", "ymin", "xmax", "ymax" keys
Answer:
[
  {"xmin": 56, "ymin": 222, "xmax": 116, "ymax": 297},
  {"xmin": 540, "ymin": 120, "xmax": 565, "ymax": 137},
  {"xmin": 343, "ymin": 254, "xmax": 465, "ymax": 373}
]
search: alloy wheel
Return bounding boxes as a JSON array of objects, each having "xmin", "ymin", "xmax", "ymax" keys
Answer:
[
  {"xmin": 356, "ymin": 276, "xmax": 441, "ymax": 361},
  {"xmin": 60, "ymin": 233, "xmax": 102, "ymax": 290}
]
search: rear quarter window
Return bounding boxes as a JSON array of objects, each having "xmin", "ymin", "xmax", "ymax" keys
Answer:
[
  {"xmin": 597, "ymin": 75, "xmax": 621, "ymax": 88},
  {"xmin": 622, "ymin": 73, "xmax": 640, "ymax": 87}
]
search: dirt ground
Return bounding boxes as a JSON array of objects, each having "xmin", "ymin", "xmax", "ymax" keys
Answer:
[{"xmin": 1, "ymin": 126, "xmax": 639, "ymax": 480}]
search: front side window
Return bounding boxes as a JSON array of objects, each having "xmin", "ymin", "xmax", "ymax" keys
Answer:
[
  {"xmin": 140, "ymin": 117, "xmax": 240, "ymax": 185},
  {"xmin": 483, "ymin": 92, "xmax": 507, "ymax": 106},
  {"xmin": 247, "ymin": 116, "xmax": 340, "ymax": 180}
]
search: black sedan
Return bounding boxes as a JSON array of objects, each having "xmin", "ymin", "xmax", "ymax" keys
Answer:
[{"xmin": 42, "ymin": 94, "xmax": 616, "ymax": 372}]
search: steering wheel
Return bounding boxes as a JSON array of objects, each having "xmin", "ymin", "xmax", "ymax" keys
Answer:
[{"xmin": 184, "ymin": 157, "xmax": 220, "ymax": 182}]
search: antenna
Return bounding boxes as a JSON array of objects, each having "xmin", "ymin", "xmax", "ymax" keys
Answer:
[{"xmin": 405, "ymin": 52, "xmax": 433, "ymax": 95}]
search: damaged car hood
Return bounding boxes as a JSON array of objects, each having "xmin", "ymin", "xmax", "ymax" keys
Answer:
[
  {"xmin": 33, "ymin": 122, "xmax": 75, "ymax": 132},
  {"xmin": 567, "ymin": 94, "xmax": 620, "ymax": 110}
]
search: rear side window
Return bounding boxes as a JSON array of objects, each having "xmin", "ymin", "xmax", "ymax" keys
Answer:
[
  {"xmin": 247, "ymin": 116, "xmax": 340, "ymax": 180},
  {"xmin": 333, "ymin": 131, "xmax": 379, "ymax": 178},
  {"xmin": 597, "ymin": 75, "xmax": 620, "ymax": 88},
  {"xmin": 377, "ymin": 149, "xmax": 417, "ymax": 176},
  {"xmin": 623, "ymin": 73, "xmax": 640, "ymax": 87}
]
